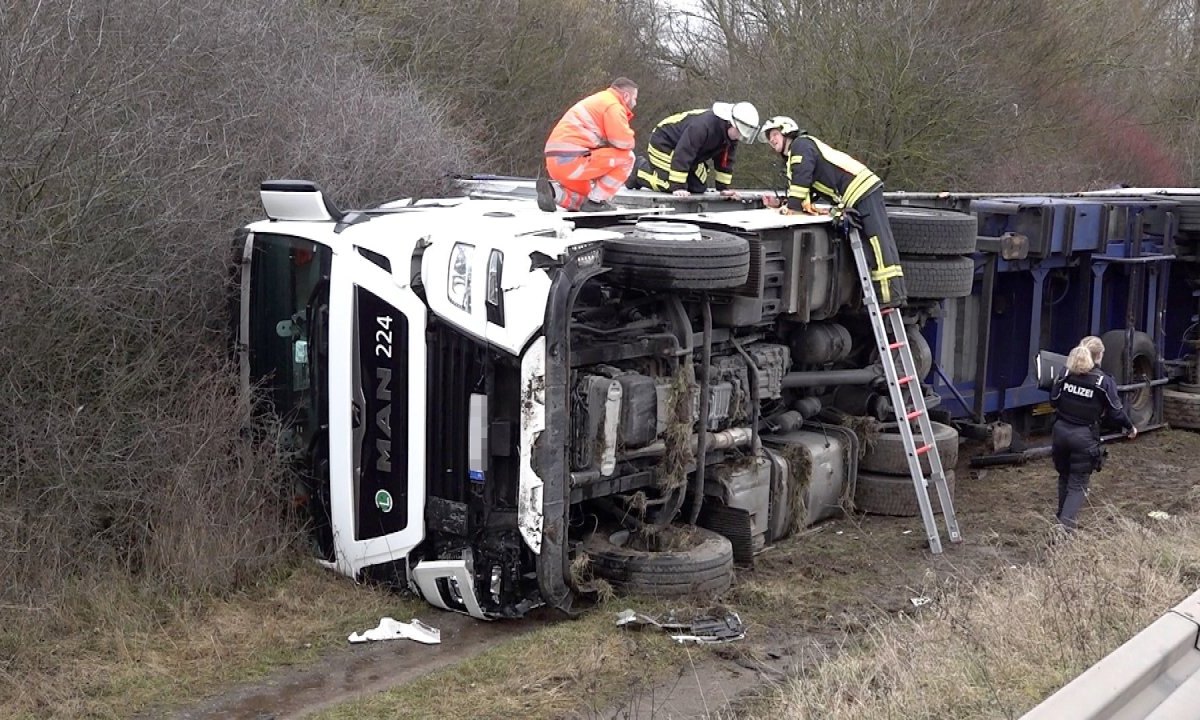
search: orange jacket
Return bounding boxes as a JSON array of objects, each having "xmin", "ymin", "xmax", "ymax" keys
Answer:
[{"xmin": 544, "ymin": 88, "xmax": 635, "ymax": 156}]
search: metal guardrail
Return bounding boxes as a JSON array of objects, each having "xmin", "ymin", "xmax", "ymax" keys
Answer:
[{"xmin": 1020, "ymin": 587, "xmax": 1200, "ymax": 720}]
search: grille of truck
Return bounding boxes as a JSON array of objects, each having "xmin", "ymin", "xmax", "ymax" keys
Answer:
[{"xmin": 425, "ymin": 322, "xmax": 485, "ymax": 506}]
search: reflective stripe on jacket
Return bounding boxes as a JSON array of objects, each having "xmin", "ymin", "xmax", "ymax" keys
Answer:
[
  {"xmin": 645, "ymin": 109, "xmax": 737, "ymax": 191},
  {"xmin": 785, "ymin": 134, "xmax": 881, "ymax": 211},
  {"xmin": 545, "ymin": 88, "xmax": 635, "ymax": 156}
]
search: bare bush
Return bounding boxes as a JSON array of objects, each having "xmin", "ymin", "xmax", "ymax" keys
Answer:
[{"xmin": 0, "ymin": 0, "xmax": 474, "ymax": 646}]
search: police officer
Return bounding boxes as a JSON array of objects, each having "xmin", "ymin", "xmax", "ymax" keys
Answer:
[{"xmin": 1049, "ymin": 342, "xmax": 1137, "ymax": 529}]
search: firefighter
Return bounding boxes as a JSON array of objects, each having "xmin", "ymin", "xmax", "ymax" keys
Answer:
[
  {"xmin": 1050, "ymin": 340, "xmax": 1137, "ymax": 529},
  {"xmin": 538, "ymin": 77, "xmax": 639, "ymax": 213},
  {"xmin": 757, "ymin": 116, "xmax": 907, "ymax": 308},
  {"xmin": 626, "ymin": 101, "xmax": 759, "ymax": 198}
]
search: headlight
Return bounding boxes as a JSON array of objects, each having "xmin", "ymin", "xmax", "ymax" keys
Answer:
[
  {"xmin": 447, "ymin": 242, "xmax": 473, "ymax": 312},
  {"xmin": 486, "ymin": 250, "xmax": 504, "ymax": 326}
]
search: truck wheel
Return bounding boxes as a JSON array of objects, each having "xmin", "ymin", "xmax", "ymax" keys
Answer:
[
  {"xmin": 860, "ymin": 421, "xmax": 959, "ymax": 475},
  {"xmin": 902, "ymin": 256, "xmax": 975, "ymax": 299},
  {"xmin": 1176, "ymin": 204, "xmax": 1200, "ymax": 234},
  {"xmin": 584, "ymin": 525, "xmax": 734, "ymax": 598},
  {"xmin": 1099, "ymin": 329, "xmax": 1157, "ymax": 428},
  {"xmin": 855, "ymin": 470, "xmax": 957, "ymax": 517},
  {"xmin": 886, "ymin": 207, "xmax": 978, "ymax": 255},
  {"xmin": 603, "ymin": 222, "xmax": 750, "ymax": 291},
  {"xmin": 1164, "ymin": 388, "xmax": 1200, "ymax": 430}
]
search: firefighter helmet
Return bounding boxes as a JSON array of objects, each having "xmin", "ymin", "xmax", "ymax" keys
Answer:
[
  {"xmin": 757, "ymin": 115, "xmax": 800, "ymax": 143},
  {"xmin": 712, "ymin": 101, "xmax": 760, "ymax": 142}
]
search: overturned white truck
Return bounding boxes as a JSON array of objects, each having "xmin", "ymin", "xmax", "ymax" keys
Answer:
[{"xmin": 234, "ymin": 181, "xmax": 976, "ymax": 619}]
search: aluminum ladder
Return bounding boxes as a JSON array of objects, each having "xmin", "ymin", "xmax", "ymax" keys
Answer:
[{"xmin": 848, "ymin": 227, "xmax": 962, "ymax": 553}]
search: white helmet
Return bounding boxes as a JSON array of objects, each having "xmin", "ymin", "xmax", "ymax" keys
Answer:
[
  {"xmin": 712, "ymin": 101, "xmax": 760, "ymax": 143},
  {"xmin": 757, "ymin": 115, "xmax": 800, "ymax": 143}
]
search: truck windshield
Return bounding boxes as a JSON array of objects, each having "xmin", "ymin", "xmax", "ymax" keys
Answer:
[{"xmin": 245, "ymin": 233, "xmax": 332, "ymax": 462}]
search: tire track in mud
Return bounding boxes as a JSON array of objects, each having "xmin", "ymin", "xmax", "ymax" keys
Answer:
[{"xmin": 166, "ymin": 610, "xmax": 549, "ymax": 720}]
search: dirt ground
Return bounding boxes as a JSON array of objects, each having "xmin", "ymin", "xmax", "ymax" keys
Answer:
[{"xmin": 166, "ymin": 428, "xmax": 1200, "ymax": 720}]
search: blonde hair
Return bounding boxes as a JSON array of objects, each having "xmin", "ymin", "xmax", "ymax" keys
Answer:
[
  {"xmin": 1080, "ymin": 335, "xmax": 1105, "ymax": 361},
  {"xmin": 1065, "ymin": 346, "xmax": 1095, "ymax": 375}
]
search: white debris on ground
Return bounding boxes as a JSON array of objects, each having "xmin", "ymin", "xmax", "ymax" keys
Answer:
[
  {"xmin": 616, "ymin": 608, "xmax": 746, "ymax": 644},
  {"xmin": 348, "ymin": 617, "xmax": 441, "ymax": 645},
  {"xmin": 1148, "ymin": 510, "xmax": 1171, "ymax": 520}
]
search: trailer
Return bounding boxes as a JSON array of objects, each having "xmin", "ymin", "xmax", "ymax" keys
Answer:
[{"xmin": 889, "ymin": 189, "xmax": 1200, "ymax": 439}]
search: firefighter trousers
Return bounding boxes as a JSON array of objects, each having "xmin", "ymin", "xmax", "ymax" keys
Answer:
[
  {"xmin": 853, "ymin": 189, "xmax": 907, "ymax": 309},
  {"xmin": 545, "ymin": 148, "xmax": 635, "ymax": 210}
]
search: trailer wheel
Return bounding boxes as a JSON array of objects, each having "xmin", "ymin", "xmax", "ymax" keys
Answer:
[
  {"xmin": 855, "ymin": 470, "xmax": 957, "ymax": 517},
  {"xmin": 1099, "ymin": 329, "xmax": 1157, "ymax": 428},
  {"xmin": 584, "ymin": 525, "xmax": 734, "ymax": 598},
  {"xmin": 603, "ymin": 222, "xmax": 750, "ymax": 291},
  {"xmin": 1176, "ymin": 204, "xmax": 1200, "ymax": 234},
  {"xmin": 1163, "ymin": 389, "xmax": 1200, "ymax": 430},
  {"xmin": 901, "ymin": 256, "xmax": 975, "ymax": 299},
  {"xmin": 860, "ymin": 421, "xmax": 960, "ymax": 475},
  {"xmin": 886, "ymin": 207, "xmax": 978, "ymax": 255}
]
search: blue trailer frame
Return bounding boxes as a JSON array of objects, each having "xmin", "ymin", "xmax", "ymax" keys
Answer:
[{"xmin": 907, "ymin": 192, "xmax": 1194, "ymax": 432}]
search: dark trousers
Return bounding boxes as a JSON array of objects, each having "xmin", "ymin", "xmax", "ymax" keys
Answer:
[
  {"xmin": 1051, "ymin": 421, "xmax": 1100, "ymax": 529},
  {"xmin": 854, "ymin": 190, "xmax": 907, "ymax": 308}
]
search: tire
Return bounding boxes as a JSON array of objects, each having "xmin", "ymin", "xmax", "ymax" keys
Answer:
[
  {"xmin": 1176, "ymin": 204, "xmax": 1200, "ymax": 234},
  {"xmin": 584, "ymin": 525, "xmax": 734, "ymax": 598},
  {"xmin": 604, "ymin": 226, "xmax": 750, "ymax": 291},
  {"xmin": 870, "ymin": 325, "xmax": 932, "ymax": 380},
  {"xmin": 886, "ymin": 207, "xmax": 978, "ymax": 255},
  {"xmin": 901, "ymin": 256, "xmax": 975, "ymax": 299},
  {"xmin": 908, "ymin": 325, "xmax": 933, "ymax": 380},
  {"xmin": 855, "ymin": 470, "xmax": 957, "ymax": 518},
  {"xmin": 1163, "ymin": 389, "xmax": 1200, "ymax": 430},
  {"xmin": 860, "ymin": 421, "xmax": 960, "ymax": 475},
  {"xmin": 1099, "ymin": 329, "xmax": 1158, "ymax": 428}
]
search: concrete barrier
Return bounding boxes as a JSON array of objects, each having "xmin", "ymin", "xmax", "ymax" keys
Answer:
[{"xmin": 1021, "ymin": 587, "xmax": 1200, "ymax": 720}]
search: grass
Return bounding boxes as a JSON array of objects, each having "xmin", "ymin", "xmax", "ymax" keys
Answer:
[
  {"xmin": 312, "ymin": 598, "xmax": 686, "ymax": 720},
  {"xmin": 0, "ymin": 562, "xmax": 413, "ymax": 719},
  {"xmin": 749, "ymin": 511, "xmax": 1200, "ymax": 720}
]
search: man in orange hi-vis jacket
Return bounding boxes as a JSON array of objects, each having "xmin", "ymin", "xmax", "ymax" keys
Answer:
[{"xmin": 538, "ymin": 78, "xmax": 638, "ymax": 212}]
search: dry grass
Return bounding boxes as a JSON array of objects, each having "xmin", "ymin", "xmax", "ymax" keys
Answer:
[
  {"xmin": 656, "ymin": 362, "xmax": 697, "ymax": 491},
  {"xmin": 0, "ymin": 563, "xmax": 410, "ymax": 719},
  {"xmin": 751, "ymin": 512, "xmax": 1200, "ymax": 719},
  {"xmin": 313, "ymin": 600, "xmax": 682, "ymax": 720}
]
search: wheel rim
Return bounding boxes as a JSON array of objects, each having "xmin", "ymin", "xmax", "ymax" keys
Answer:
[{"xmin": 1129, "ymin": 352, "xmax": 1154, "ymax": 423}]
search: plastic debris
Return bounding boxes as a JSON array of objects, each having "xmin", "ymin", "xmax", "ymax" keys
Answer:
[
  {"xmin": 910, "ymin": 596, "xmax": 932, "ymax": 608},
  {"xmin": 348, "ymin": 617, "xmax": 441, "ymax": 645},
  {"xmin": 616, "ymin": 607, "xmax": 745, "ymax": 644},
  {"xmin": 1148, "ymin": 510, "xmax": 1171, "ymax": 520},
  {"xmin": 902, "ymin": 530, "xmax": 913, "ymax": 535}
]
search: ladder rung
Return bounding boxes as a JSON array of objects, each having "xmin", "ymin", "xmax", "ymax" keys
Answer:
[
  {"xmin": 887, "ymin": 341, "xmax": 906, "ymax": 350},
  {"xmin": 897, "ymin": 375, "xmax": 915, "ymax": 386},
  {"xmin": 905, "ymin": 409, "xmax": 924, "ymax": 421},
  {"xmin": 915, "ymin": 443, "xmax": 933, "ymax": 456}
]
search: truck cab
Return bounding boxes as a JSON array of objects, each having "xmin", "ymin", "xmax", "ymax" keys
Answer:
[{"xmin": 235, "ymin": 180, "xmax": 957, "ymax": 619}]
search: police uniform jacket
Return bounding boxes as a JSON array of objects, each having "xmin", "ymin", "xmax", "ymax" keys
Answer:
[{"xmin": 1050, "ymin": 369, "xmax": 1134, "ymax": 430}]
